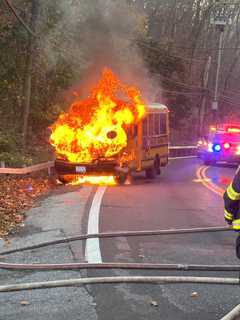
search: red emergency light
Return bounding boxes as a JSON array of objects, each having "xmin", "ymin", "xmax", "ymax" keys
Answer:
[
  {"xmin": 223, "ymin": 142, "xmax": 231, "ymax": 150},
  {"xmin": 227, "ymin": 127, "xmax": 240, "ymax": 133}
]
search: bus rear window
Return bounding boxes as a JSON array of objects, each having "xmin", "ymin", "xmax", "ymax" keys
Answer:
[
  {"xmin": 149, "ymin": 114, "xmax": 154, "ymax": 136},
  {"xmin": 154, "ymin": 114, "xmax": 160, "ymax": 135},
  {"xmin": 160, "ymin": 114, "xmax": 167, "ymax": 134}
]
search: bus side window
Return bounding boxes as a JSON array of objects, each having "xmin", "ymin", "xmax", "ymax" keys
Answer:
[
  {"xmin": 154, "ymin": 114, "xmax": 160, "ymax": 135},
  {"xmin": 160, "ymin": 113, "xmax": 167, "ymax": 134},
  {"xmin": 149, "ymin": 114, "xmax": 154, "ymax": 136},
  {"xmin": 143, "ymin": 118, "xmax": 148, "ymax": 137}
]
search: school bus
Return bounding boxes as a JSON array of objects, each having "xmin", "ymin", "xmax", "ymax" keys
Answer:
[
  {"xmin": 55, "ymin": 103, "xmax": 169, "ymax": 184},
  {"xmin": 126, "ymin": 102, "xmax": 169, "ymax": 178}
]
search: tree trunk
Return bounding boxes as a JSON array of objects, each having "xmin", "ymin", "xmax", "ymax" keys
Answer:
[{"xmin": 22, "ymin": 0, "xmax": 39, "ymax": 148}]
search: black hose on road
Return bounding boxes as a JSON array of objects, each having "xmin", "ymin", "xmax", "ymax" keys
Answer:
[
  {"xmin": 0, "ymin": 226, "xmax": 231, "ymax": 256},
  {"xmin": 1, "ymin": 261, "xmax": 240, "ymax": 272}
]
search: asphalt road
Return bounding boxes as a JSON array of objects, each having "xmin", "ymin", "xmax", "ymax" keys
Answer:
[{"xmin": 1, "ymin": 158, "xmax": 240, "ymax": 320}]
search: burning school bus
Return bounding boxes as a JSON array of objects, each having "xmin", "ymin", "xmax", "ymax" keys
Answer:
[{"xmin": 50, "ymin": 69, "xmax": 169, "ymax": 184}]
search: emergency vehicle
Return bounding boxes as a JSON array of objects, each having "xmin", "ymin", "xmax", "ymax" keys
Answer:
[
  {"xmin": 55, "ymin": 103, "xmax": 169, "ymax": 184},
  {"xmin": 197, "ymin": 124, "xmax": 240, "ymax": 165}
]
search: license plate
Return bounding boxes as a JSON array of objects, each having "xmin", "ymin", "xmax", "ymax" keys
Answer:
[{"xmin": 76, "ymin": 166, "xmax": 86, "ymax": 173}]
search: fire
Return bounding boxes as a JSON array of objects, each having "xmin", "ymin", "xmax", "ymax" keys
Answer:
[
  {"xmin": 70, "ymin": 175, "xmax": 116, "ymax": 186},
  {"xmin": 50, "ymin": 68, "xmax": 146, "ymax": 163}
]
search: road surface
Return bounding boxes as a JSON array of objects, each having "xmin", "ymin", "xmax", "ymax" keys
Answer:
[{"xmin": 0, "ymin": 158, "xmax": 240, "ymax": 320}]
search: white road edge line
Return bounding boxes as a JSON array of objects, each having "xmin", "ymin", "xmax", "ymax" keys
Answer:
[{"xmin": 85, "ymin": 186, "xmax": 106, "ymax": 263}]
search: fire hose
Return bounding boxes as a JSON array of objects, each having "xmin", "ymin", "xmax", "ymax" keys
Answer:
[
  {"xmin": 0, "ymin": 226, "xmax": 231, "ymax": 256},
  {"xmin": 0, "ymin": 262, "xmax": 240, "ymax": 272},
  {"xmin": 0, "ymin": 225, "xmax": 237, "ymax": 293},
  {"xmin": 0, "ymin": 276, "xmax": 239, "ymax": 293},
  {"xmin": 220, "ymin": 304, "xmax": 240, "ymax": 320}
]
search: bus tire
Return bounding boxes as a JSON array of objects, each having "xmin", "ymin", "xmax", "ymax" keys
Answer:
[
  {"xmin": 145, "ymin": 166, "xmax": 156, "ymax": 179},
  {"xmin": 58, "ymin": 175, "xmax": 68, "ymax": 184},
  {"xmin": 155, "ymin": 155, "xmax": 161, "ymax": 175},
  {"xmin": 114, "ymin": 173, "xmax": 127, "ymax": 185}
]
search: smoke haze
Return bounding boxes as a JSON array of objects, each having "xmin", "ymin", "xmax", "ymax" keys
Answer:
[{"xmin": 39, "ymin": 0, "xmax": 161, "ymax": 103}]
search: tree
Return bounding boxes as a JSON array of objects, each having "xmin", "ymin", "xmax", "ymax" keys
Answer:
[{"xmin": 22, "ymin": 0, "xmax": 39, "ymax": 148}]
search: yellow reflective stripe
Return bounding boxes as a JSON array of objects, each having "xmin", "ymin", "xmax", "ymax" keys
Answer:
[
  {"xmin": 224, "ymin": 210, "xmax": 233, "ymax": 220},
  {"xmin": 227, "ymin": 184, "xmax": 240, "ymax": 201},
  {"xmin": 233, "ymin": 219, "xmax": 240, "ymax": 230}
]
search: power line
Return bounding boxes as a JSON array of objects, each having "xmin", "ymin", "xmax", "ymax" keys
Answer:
[
  {"xmin": 4, "ymin": 0, "xmax": 240, "ymax": 103},
  {"xmin": 223, "ymin": 87, "xmax": 240, "ymax": 97},
  {"xmin": 3, "ymin": 0, "xmax": 36, "ymax": 37},
  {"xmin": 3, "ymin": 0, "xmax": 206, "ymax": 65},
  {"xmin": 220, "ymin": 94, "xmax": 238, "ymax": 104},
  {"xmin": 152, "ymin": 73, "xmax": 205, "ymax": 90},
  {"xmin": 161, "ymin": 89, "xmax": 203, "ymax": 96},
  {"xmin": 136, "ymin": 39, "xmax": 208, "ymax": 64},
  {"xmin": 220, "ymin": 97, "xmax": 239, "ymax": 106},
  {"xmin": 3, "ymin": 0, "xmax": 87, "ymax": 68},
  {"xmin": 185, "ymin": 47, "xmax": 240, "ymax": 51}
]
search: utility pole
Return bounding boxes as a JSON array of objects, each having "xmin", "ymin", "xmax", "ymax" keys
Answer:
[
  {"xmin": 210, "ymin": 1, "xmax": 232, "ymax": 125},
  {"xmin": 22, "ymin": 0, "xmax": 39, "ymax": 148},
  {"xmin": 199, "ymin": 56, "xmax": 211, "ymax": 136}
]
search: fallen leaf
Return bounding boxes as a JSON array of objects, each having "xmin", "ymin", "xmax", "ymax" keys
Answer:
[
  {"xmin": 20, "ymin": 300, "xmax": 30, "ymax": 306},
  {"xmin": 190, "ymin": 292, "xmax": 199, "ymax": 298},
  {"xmin": 0, "ymin": 176, "xmax": 53, "ymax": 236},
  {"xmin": 150, "ymin": 300, "xmax": 158, "ymax": 307},
  {"xmin": 15, "ymin": 215, "xmax": 23, "ymax": 223}
]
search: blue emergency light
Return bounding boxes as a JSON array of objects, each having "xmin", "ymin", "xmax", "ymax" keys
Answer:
[{"xmin": 213, "ymin": 143, "xmax": 221, "ymax": 152}]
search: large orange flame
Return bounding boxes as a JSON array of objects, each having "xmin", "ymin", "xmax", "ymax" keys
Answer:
[{"xmin": 50, "ymin": 68, "xmax": 146, "ymax": 163}]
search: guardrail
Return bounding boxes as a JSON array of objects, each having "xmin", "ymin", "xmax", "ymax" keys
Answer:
[
  {"xmin": 169, "ymin": 146, "xmax": 197, "ymax": 158},
  {"xmin": 0, "ymin": 146, "xmax": 197, "ymax": 175},
  {"xmin": 0, "ymin": 161, "xmax": 54, "ymax": 175}
]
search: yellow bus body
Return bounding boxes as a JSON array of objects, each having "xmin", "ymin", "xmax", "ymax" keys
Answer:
[{"xmin": 125, "ymin": 103, "xmax": 169, "ymax": 173}]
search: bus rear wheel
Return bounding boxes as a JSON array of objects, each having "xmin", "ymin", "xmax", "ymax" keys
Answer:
[
  {"xmin": 155, "ymin": 156, "xmax": 161, "ymax": 175},
  {"xmin": 114, "ymin": 172, "xmax": 127, "ymax": 185},
  {"xmin": 58, "ymin": 175, "xmax": 69, "ymax": 184},
  {"xmin": 145, "ymin": 166, "xmax": 156, "ymax": 179},
  {"xmin": 58, "ymin": 175, "xmax": 75, "ymax": 185}
]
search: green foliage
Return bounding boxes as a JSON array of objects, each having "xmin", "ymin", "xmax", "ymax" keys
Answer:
[
  {"xmin": 0, "ymin": 132, "xmax": 17, "ymax": 153},
  {"xmin": 136, "ymin": 36, "xmax": 190, "ymax": 127},
  {"xmin": 4, "ymin": 0, "xmax": 238, "ymax": 150},
  {"xmin": 0, "ymin": 152, "xmax": 33, "ymax": 167},
  {"xmin": 0, "ymin": 131, "xmax": 32, "ymax": 166}
]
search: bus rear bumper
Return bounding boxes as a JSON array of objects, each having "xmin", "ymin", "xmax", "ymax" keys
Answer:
[{"xmin": 54, "ymin": 159, "xmax": 129, "ymax": 176}]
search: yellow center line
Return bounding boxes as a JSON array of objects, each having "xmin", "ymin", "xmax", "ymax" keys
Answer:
[
  {"xmin": 202, "ymin": 167, "xmax": 225, "ymax": 196},
  {"xmin": 193, "ymin": 178, "xmax": 211, "ymax": 183},
  {"xmin": 195, "ymin": 166, "xmax": 224, "ymax": 197}
]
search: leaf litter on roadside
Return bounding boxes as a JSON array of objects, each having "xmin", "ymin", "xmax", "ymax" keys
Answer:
[{"xmin": 0, "ymin": 176, "xmax": 54, "ymax": 237}]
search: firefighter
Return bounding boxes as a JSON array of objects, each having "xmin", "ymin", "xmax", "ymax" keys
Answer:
[{"xmin": 223, "ymin": 167, "xmax": 240, "ymax": 258}]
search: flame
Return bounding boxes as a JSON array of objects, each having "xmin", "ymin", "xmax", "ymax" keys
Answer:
[
  {"xmin": 50, "ymin": 68, "xmax": 146, "ymax": 163},
  {"xmin": 70, "ymin": 175, "xmax": 116, "ymax": 186}
]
